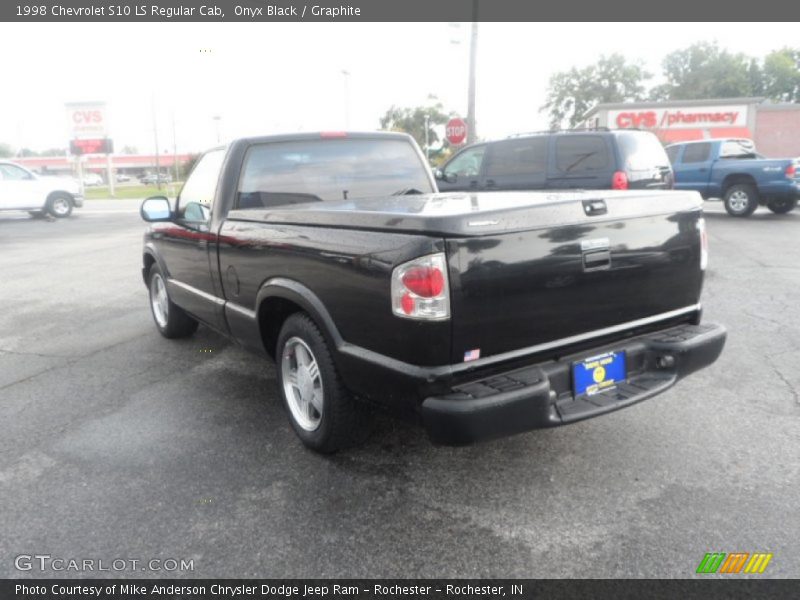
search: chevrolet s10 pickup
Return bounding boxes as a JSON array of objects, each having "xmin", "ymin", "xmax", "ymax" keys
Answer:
[{"xmin": 139, "ymin": 132, "xmax": 726, "ymax": 452}]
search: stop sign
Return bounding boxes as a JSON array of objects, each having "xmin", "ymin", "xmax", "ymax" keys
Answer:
[{"xmin": 446, "ymin": 118, "xmax": 467, "ymax": 145}]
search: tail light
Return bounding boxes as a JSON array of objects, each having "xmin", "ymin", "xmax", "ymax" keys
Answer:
[
  {"xmin": 697, "ymin": 217, "xmax": 708, "ymax": 270},
  {"xmin": 786, "ymin": 164, "xmax": 797, "ymax": 179},
  {"xmin": 391, "ymin": 253, "xmax": 450, "ymax": 320},
  {"xmin": 612, "ymin": 171, "xmax": 629, "ymax": 190}
]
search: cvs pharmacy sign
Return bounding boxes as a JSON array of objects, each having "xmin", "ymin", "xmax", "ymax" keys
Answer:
[
  {"xmin": 609, "ymin": 105, "xmax": 748, "ymax": 130},
  {"xmin": 66, "ymin": 102, "xmax": 108, "ymax": 138}
]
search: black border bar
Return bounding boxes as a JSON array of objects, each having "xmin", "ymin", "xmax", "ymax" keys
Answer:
[
  {"xmin": 3, "ymin": 579, "xmax": 798, "ymax": 600},
  {"xmin": 3, "ymin": 0, "xmax": 800, "ymax": 22}
]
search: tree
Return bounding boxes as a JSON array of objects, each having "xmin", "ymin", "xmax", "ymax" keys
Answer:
[
  {"xmin": 542, "ymin": 54, "xmax": 650, "ymax": 129},
  {"xmin": 0, "ymin": 143, "xmax": 14, "ymax": 158},
  {"xmin": 379, "ymin": 95, "xmax": 453, "ymax": 154},
  {"xmin": 121, "ymin": 145, "xmax": 139, "ymax": 154},
  {"xmin": 762, "ymin": 48, "xmax": 800, "ymax": 102},
  {"xmin": 657, "ymin": 42, "xmax": 756, "ymax": 100}
]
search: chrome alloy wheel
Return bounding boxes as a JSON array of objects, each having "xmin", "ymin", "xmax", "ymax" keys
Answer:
[
  {"xmin": 281, "ymin": 336, "xmax": 324, "ymax": 431},
  {"xmin": 728, "ymin": 190, "xmax": 750, "ymax": 213},
  {"xmin": 150, "ymin": 273, "xmax": 169, "ymax": 328},
  {"xmin": 51, "ymin": 196, "xmax": 71, "ymax": 216}
]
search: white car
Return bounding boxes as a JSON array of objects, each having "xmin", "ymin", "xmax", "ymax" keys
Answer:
[
  {"xmin": 0, "ymin": 161, "xmax": 83, "ymax": 218},
  {"xmin": 83, "ymin": 172, "xmax": 104, "ymax": 186}
]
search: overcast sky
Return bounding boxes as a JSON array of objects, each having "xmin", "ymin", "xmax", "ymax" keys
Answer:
[{"xmin": 1, "ymin": 22, "xmax": 798, "ymax": 154}]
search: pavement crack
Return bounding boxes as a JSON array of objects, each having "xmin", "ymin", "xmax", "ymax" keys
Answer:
[{"xmin": 0, "ymin": 348, "xmax": 70, "ymax": 359}]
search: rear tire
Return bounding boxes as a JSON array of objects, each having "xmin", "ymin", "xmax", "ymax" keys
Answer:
[
  {"xmin": 46, "ymin": 193, "xmax": 73, "ymax": 218},
  {"xmin": 276, "ymin": 313, "xmax": 369, "ymax": 453},
  {"xmin": 766, "ymin": 197, "xmax": 798, "ymax": 214},
  {"xmin": 723, "ymin": 184, "xmax": 759, "ymax": 217},
  {"xmin": 147, "ymin": 264, "xmax": 198, "ymax": 339}
]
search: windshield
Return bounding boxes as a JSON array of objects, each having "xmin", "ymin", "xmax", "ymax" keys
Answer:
[{"xmin": 237, "ymin": 138, "xmax": 434, "ymax": 209}]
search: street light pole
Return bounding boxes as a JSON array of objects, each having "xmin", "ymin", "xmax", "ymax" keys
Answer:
[
  {"xmin": 466, "ymin": 1, "xmax": 478, "ymax": 145},
  {"xmin": 341, "ymin": 70, "xmax": 351, "ymax": 130}
]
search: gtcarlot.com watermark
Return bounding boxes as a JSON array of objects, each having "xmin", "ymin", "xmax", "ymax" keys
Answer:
[{"xmin": 15, "ymin": 554, "xmax": 194, "ymax": 573}]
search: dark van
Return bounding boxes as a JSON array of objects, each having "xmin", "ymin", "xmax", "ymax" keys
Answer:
[{"xmin": 435, "ymin": 129, "xmax": 674, "ymax": 193}]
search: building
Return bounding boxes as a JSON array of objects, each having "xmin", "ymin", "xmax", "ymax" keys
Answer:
[
  {"xmin": 583, "ymin": 97, "xmax": 800, "ymax": 157},
  {"xmin": 14, "ymin": 153, "xmax": 194, "ymax": 181}
]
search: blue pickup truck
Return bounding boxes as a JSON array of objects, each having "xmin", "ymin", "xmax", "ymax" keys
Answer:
[{"xmin": 666, "ymin": 138, "xmax": 800, "ymax": 217}]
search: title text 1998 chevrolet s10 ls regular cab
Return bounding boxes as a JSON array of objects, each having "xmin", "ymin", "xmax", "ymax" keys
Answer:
[{"xmin": 139, "ymin": 132, "xmax": 726, "ymax": 453}]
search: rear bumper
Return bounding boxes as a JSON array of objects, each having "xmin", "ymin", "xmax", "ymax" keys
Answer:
[{"xmin": 421, "ymin": 322, "xmax": 726, "ymax": 445}]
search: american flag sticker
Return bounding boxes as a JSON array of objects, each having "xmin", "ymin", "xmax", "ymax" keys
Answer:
[{"xmin": 464, "ymin": 348, "xmax": 481, "ymax": 362}]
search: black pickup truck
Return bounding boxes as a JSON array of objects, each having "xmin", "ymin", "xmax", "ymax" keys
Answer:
[{"xmin": 140, "ymin": 131, "xmax": 726, "ymax": 452}]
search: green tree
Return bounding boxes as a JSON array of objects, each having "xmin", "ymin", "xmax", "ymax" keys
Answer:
[
  {"xmin": 121, "ymin": 145, "xmax": 139, "ymax": 154},
  {"xmin": 379, "ymin": 95, "xmax": 453, "ymax": 153},
  {"xmin": 762, "ymin": 48, "xmax": 800, "ymax": 102},
  {"xmin": 542, "ymin": 54, "xmax": 650, "ymax": 129},
  {"xmin": 657, "ymin": 42, "xmax": 756, "ymax": 100},
  {"xmin": 0, "ymin": 143, "xmax": 14, "ymax": 158}
]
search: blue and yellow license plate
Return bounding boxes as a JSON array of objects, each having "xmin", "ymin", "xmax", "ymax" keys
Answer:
[{"xmin": 573, "ymin": 351, "xmax": 626, "ymax": 396}]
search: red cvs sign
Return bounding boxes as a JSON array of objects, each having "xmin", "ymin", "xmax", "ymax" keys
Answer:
[{"xmin": 446, "ymin": 118, "xmax": 467, "ymax": 145}]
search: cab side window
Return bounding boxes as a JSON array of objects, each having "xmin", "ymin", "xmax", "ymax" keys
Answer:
[
  {"xmin": 443, "ymin": 146, "xmax": 486, "ymax": 180},
  {"xmin": 178, "ymin": 149, "xmax": 226, "ymax": 223},
  {"xmin": 682, "ymin": 143, "xmax": 711, "ymax": 164},
  {"xmin": 0, "ymin": 164, "xmax": 34, "ymax": 180}
]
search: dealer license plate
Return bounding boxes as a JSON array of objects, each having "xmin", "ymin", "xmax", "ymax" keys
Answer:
[{"xmin": 572, "ymin": 351, "xmax": 626, "ymax": 396}]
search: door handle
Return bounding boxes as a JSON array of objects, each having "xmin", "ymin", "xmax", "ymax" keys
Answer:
[
  {"xmin": 485, "ymin": 179, "xmax": 496, "ymax": 188},
  {"xmin": 469, "ymin": 180, "xmax": 479, "ymax": 189},
  {"xmin": 583, "ymin": 249, "xmax": 611, "ymax": 271}
]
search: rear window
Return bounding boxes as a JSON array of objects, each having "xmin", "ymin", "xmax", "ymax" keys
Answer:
[
  {"xmin": 665, "ymin": 145, "xmax": 680, "ymax": 164},
  {"xmin": 617, "ymin": 132, "xmax": 671, "ymax": 170},
  {"xmin": 236, "ymin": 138, "xmax": 433, "ymax": 208},
  {"xmin": 555, "ymin": 136, "xmax": 610, "ymax": 173},
  {"xmin": 682, "ymin": 143, "xmax": 711, "ymax": 163},
  {"xmin": 484, "ymin": 137, "xmax": 548, "ymax": 177}
]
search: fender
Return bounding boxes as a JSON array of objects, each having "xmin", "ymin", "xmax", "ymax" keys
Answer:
[
  {"xmin": 141, "ymin": 242, "xmax": 170, "ymax": 285},
  {"xmin": 255, "ymin": 277, "xmax": 344, "ymax": 349}
]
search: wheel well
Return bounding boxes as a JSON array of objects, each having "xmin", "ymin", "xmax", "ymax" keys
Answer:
[
  {"xmin": 143, "ymin": 254, "xmax": 156, "ymax": 280},
  {"xmin": 259, "ymin": 297, "xmax": 304, "ymax": 360},
  {"xmin": 721, "ymin": 174, "xmax": 757, "ymax": 196},
  {"xmin": 47, "ymin": 190, "xmax": 73, "ymax": 201}
]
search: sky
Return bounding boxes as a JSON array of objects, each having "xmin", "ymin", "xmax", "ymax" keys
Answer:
[{"xmin": 1, "ymin": 22, "xmax": 798, "ymax": 155}]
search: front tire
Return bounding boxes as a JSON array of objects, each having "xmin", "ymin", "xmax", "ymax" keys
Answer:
[
  {"xmin": 766, "ymin": 197, "xmax": 798, "ymax": 214},
  {"xmin": 723, "ymin": 184, "xmax": 759, "ymax": 217},
  {"xmin": 276, "ymin": 313, "xmax": 368, "ymax": 453},
  {"xmin": 147, "ymin": 265, "xmax": 198, "ymax": 338},
  {"xmin": 47, "ymin": 193, "xmax": 73, "ymax": 218}
]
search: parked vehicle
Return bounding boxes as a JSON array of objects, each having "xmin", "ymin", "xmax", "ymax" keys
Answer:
[
  {"xmin": 666, "ymin": 138, "xmax": 800, "ymax": 217},
  {"xmin": 0, "ymin": 160, "xmax": 83, "ymax": 218},
  {"xmin": 139, "ymin": 132, "xmax": 725, "ymax": 452},
  {"xmin": 82, "ymin": 172, "xmax": 104, "ymax": 187},
  {"xmin": 435, "ymin": 129, "xmax": 674, "ymax": 193},
  {"xmin": 140, "ymin": 172, "xmax": 173, "ymax": 185},
  {"xmin": 116, "ymin": 173, "xmax": 131, "ymax": 183}
]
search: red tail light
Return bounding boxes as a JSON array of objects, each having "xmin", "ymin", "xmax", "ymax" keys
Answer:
[
  {"xmin": 786, "ymin": 164, "xmax": 797, "ymax": 178},
  {"xmin": 612, "ymin": 171, "xmax": 629, "ymax": 190},
  {"xmin": 401, "ymin": 267, "xmax": 445, "ymax": 298},
  {"xmin": 320, "ymin": 131, "xmax": 347, "ymax": 138},
  {"xmin": 391, "ymin": 254, "xmax": 450, "ymax": 320}
]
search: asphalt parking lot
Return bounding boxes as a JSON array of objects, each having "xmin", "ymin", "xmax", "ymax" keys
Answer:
[{"xmin": 1, "ymin": 199, "xmax": 798, "ymax": 578}]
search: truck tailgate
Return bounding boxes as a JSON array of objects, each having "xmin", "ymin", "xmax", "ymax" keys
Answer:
[{"xmin": 446, "ymin": 194, "xmax": 704, "ymax": 364}]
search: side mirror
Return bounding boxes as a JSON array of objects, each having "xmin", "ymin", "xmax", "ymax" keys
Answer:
[
  {"xmin": 433, "ymin": 168, "xmax": 444, "ymax": 181},
  {"xmin": 140, "ymin": 196, "xmax": 172, "ymax": 222}
]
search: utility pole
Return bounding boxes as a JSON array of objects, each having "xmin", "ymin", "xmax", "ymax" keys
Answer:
[
  {"xmin": 172, "ymin": 111, "xmax": 179, "ymax": 185},
  {"xmin": 152, "ymin": 95, "xmax": 161, "ymax": 191},
  {"xmin": 466, "ymin": 1, "xmax": 478, "ymax": 145}
]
